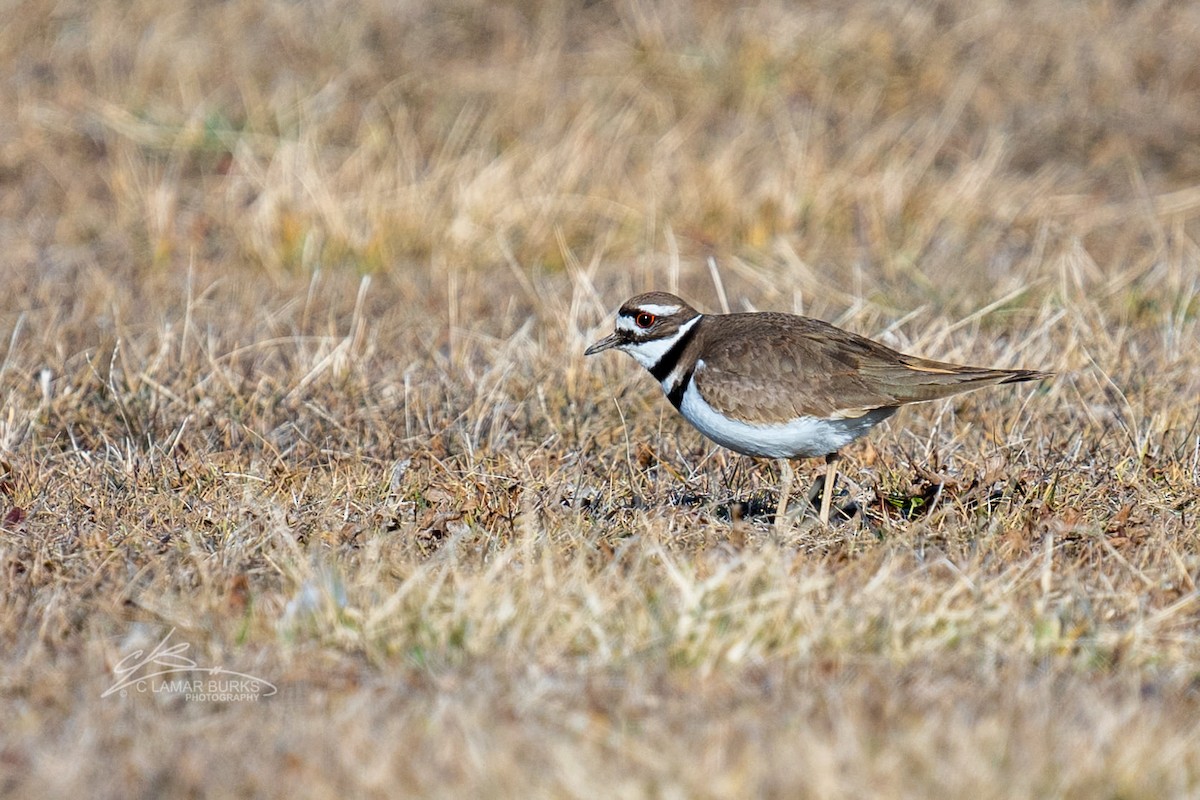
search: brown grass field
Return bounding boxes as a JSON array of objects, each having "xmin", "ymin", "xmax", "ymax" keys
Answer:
[{"xmin": 3, "ymin": 0, "xmax": 1200, "ymax": 796}]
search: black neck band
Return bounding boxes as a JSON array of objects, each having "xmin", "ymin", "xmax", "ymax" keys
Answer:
[
  {"xmin": 666, "ymin": 365, "xmax": 695, "ymax": 409},
  {"xmin": 648, "ymin": 317, "xmax": 700, "ymax": 383}
]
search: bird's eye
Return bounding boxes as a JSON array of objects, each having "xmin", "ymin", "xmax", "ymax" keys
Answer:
[{"xmin": 635, "ymin": 312, "xmax": 656, "ymax": 329}]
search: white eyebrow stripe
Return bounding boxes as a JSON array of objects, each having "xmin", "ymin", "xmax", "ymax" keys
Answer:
[{"xmin": 635, "ymin": 303, "xmax": 683, "ymax": 316}]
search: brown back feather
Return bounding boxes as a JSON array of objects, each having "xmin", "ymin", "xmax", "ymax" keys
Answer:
[{"xmin": 689, "ymin": 312, "xmax": 1050, "ymax": 424}]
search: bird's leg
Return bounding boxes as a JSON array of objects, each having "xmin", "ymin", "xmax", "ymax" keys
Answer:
[
  {"xmin": 774, "ymin": 458, "xmax": 794, "ymax": 534},
  {"xmin": 721, "ymin": 453, "xmax": 743, "ymax": 506},
  {"xmin": 820, "ymin": 452, "xmax": 840, "ymax": 525}
]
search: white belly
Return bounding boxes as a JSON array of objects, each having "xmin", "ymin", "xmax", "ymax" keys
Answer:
[{"xmin": 674, "ymin": 379, "xmax": 887, "ymax": 459}]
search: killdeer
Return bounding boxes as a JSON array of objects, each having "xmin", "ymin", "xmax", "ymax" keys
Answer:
[{"xmin": 585, "ymin": 292, "xmax": 1051, "ymax": 525}]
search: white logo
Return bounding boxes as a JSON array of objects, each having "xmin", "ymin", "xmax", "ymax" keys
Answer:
[{"xmin": 103, "ymin": 628, "xmax": 278, "ymax": 702}]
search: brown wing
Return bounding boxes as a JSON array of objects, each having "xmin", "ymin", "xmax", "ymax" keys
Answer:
[{"xmin": 690, "ymin": 312, "xmax": 1050, "ymax": 424}]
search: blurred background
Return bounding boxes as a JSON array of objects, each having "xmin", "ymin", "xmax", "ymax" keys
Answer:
[{"xmin": 5, "ymin": 0, "xmax": 1199, "ymax": 317}]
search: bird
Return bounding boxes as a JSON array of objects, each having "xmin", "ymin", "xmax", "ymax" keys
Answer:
[{"xmin": 584, "ymin": 291, "xmax": 1051, "ymax": 525}]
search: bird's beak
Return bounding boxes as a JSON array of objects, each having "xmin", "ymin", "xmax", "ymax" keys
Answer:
[{"xmin": 584, "ymin": 332, "xmax": 622, "ymax": 356}]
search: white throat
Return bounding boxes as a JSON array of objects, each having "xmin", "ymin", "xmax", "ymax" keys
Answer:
[{"xmin": 620, "ymin": 315, "xmax": 701, "ymax": 370}]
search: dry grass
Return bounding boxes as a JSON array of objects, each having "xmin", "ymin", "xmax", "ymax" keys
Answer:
[{"xmin": 2, "ymin": 0, "xmax": 1200, "ymax": 796}]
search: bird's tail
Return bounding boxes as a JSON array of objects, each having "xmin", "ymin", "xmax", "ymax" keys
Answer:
[{"xmin": 871, "ymin": 356, "xmax": 1053, "ymax": 404}]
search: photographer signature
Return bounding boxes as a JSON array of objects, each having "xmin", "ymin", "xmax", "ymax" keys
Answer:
[{"xmin": 102, "ymin": 627, "xmax": 278, "ymax": 699}]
